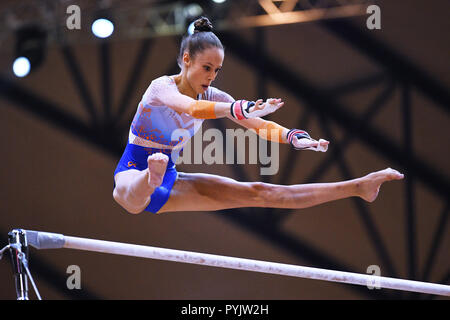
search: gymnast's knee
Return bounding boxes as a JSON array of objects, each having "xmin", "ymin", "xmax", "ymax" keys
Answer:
[
  {"xmin": 249, "ymin": 181, "xmax": 271, "ymax": 205},
  {"xmin": 113, "ymin": 187, "xmax": 143, "ymax": 215}
]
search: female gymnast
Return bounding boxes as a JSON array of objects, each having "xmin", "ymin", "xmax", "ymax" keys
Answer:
[{"xmin": 113, "ymin": 17, "xmax": 404, "ymax": 215}]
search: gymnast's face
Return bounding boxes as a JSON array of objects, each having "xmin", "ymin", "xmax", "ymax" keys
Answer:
[{"xmin": 183, "ymin": 47, "xmax": 224, "ymax": 95}]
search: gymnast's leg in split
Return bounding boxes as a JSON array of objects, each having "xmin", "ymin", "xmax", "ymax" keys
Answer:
[{"xmin": 113, "ymin": 152, "xmax": 404, "ymax": 215}]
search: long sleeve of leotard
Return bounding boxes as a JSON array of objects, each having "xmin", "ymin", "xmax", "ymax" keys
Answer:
[{"xmin": 144, "ymin": 76, "xmax": 219, "ymax": 119}]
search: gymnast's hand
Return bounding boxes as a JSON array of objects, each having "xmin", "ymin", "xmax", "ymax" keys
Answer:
[
  {"xmin": 246, "ymin": 98, "xmax": 284, "ymax": 118},
  {"xmin": 287, "ymin": 128, "xmax": 329, "ymax": 152},
  {"xmin": 230, "ymin": 98, "xmax": 284, "ymax": 120},
  {"xmin": 293, "ymin": 137, "xmax": 330, "ymax": 152}
]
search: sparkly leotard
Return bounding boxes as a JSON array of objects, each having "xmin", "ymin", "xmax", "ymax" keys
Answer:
[{"xmin": 114, "ymin": 75, "xmax": 234, "ymax": 213}]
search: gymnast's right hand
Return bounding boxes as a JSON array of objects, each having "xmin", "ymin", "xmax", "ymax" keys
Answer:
[{"xmin": 230, "ymin": 98, "xmax": 284, "ymax": 120}]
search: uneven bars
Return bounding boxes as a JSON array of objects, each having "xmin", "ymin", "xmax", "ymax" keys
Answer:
[{"xmin": 24, "ymin": 229, "xmax": 450, "ymax": 296}]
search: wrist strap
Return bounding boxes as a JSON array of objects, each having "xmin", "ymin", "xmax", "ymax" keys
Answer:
[
  {"xmin": 230, "ymin": 100, "xmax": 255, "ymax": 120},
  {"xmin": 287, "ymin": 128, "xmax": 311, "ymax": 149}
]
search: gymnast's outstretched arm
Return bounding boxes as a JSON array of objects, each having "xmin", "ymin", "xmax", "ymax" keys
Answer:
[
  {"xmin": 148, "ymin": 78, "xmax": 284, "ymax": 119},
  {"xmin": 226, "ymin": 114, "xmax": 330, "ymax": 151}
]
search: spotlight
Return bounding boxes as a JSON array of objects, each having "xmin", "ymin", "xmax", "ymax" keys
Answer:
[
  {"xmin": 187, "ymin": 21, "xmax": 196, "ymax": 35},
  {"xmin": 211, "ymin": 0, "xmax": 226, "ymax": 3},
  {"xmin": 91, "ymin": 17, "xmax": 114, "ymax": 38},
  {"xmin": 183, "ymin": 3, "xmax": 203, "ymax": 35},
  {"xmin": 13, "ymin": 25, "xmax": 47, "ymax": 78},
  {"xmin": 13, "ymin": 57, "xmax": 31, "ymax": 78},
  {"xmin": 183, "ymin": 3, "xmax": 203, "ymax": 18}
]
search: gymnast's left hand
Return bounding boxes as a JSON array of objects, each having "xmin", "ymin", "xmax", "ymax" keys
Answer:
[{"xmin": 293, "ymin": 137, "xmax": 330, "ymax": 152}]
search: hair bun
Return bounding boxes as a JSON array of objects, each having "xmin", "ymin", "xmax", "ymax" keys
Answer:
[{"xmin": 193, "ymin": 17, "xmax": 213, "ymax": 33}]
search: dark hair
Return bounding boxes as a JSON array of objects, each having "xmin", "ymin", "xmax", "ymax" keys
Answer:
[{"xmin": 177, "ymin": 17, "xmax": 224, "ymax": 69}]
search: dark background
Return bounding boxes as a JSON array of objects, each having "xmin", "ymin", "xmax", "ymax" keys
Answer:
[{"xmin": 0, "ymin": 0, "xmax": 448, "ymax": 300}]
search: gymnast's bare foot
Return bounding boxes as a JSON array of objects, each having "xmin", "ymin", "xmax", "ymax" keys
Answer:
[
  {"xmin": 356, "ymin": 168, "xmax": 404, "ymax": 202},
  {"xmin": 147, "ymin": 153, "xmax": 169, "ymax": 189}
]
